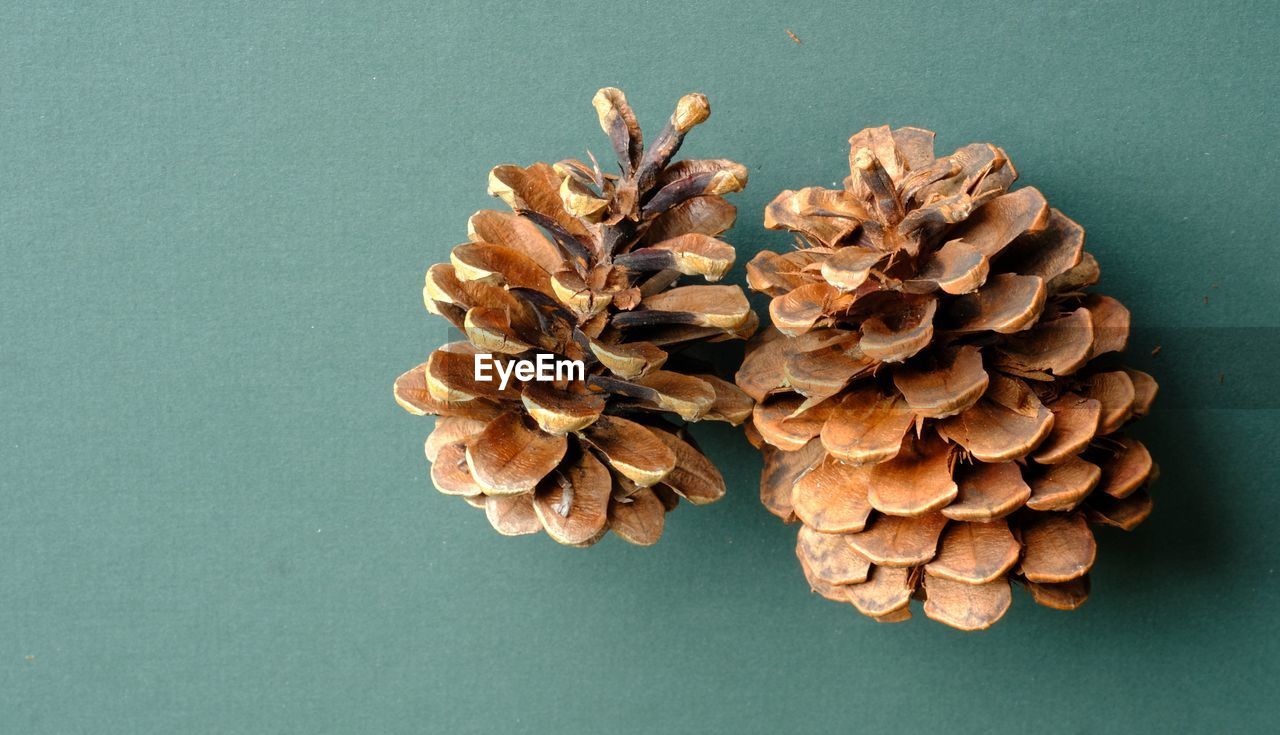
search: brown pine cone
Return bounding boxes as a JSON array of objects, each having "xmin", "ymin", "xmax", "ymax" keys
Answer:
[
  {"xmin": 394, "ymin": 88, "xmax": 755, "ymax": 547},
  {"xmin": 737, "ymin": 126, "xmax": 1157, "ymax": 629}
]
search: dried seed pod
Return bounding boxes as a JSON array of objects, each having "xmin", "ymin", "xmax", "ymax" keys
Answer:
[
  {"xmin": 738, "ymin": 125, "xmax": 1158, "ymax": 628},
  {"xmin": 396, "ymin": 89, "xmax": 754, "ymax": 546}
]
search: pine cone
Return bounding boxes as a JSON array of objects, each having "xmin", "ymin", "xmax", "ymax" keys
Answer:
[
  {"xmin": 394, "ymin": 89, "xmax": 755, "ymax": 547},
  {"xmin": 737, "ymin": 126, "xmax": 1157, "ymax": 629}
]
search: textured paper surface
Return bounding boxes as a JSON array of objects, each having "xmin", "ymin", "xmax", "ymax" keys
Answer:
[{"xmin": 2, "ymin": 1, "xmax": 1277, "ymax": 732}]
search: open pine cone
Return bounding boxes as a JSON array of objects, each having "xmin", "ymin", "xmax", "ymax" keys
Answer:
[
  {"xmin": 738, "ymin": 126, "xmax": 1157, "ymax": 629},
  {"xmin": 394, "ymin": 89, "xmax": 756, "ymax": 547}
]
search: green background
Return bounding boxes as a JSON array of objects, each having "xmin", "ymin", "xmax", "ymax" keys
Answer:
[{"xmin": 3, "ymin": 1, "xmax": 1277, "ymax": 732}]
